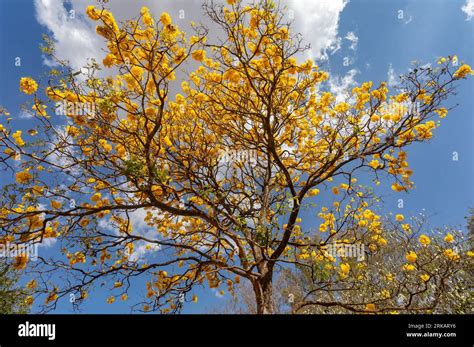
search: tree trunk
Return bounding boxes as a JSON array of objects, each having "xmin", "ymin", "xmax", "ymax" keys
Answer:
[{"xmin": 252, "ymin": 270, "xmax": 274, "ymax": 314}]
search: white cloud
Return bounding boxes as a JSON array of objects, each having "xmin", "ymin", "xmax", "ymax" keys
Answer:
[
  {"xmin": 387, "ymin": 64, "xmax": 399, "ymax": 87},
  {"xmin": 328, "ymin": 68, "xmax": 358, "ymax": 102},
  {"xmin": 19, "ymin": 109, "xmax": 33, "ymax": 119},
  {"xmin": 97, "ymin": 207, "xmax": 162, "ymax": 261},
  {"xmin": 34, "ymin": 0, "xmax": 104, "ymax": 71},
  {"xmin": 462, "ymin": 0, "xmax": 474, "ymax": 20},
  {"xmin": 34, "ymin": 0, "xmax": 349, "ymax": 68},
  {"xmin": 38, "ymin": 237, "xmax": 57, "ymax": 248},
  {"xmin": 212, "ymin": 288, "xmax": 225, "ymax": 298},
  {"xmin": 290, "ymin": 0, "xmax": 349, "ymax": 60},
  {"xmin": 329, "ymin": 37, "xmax": 342, "ymax": 55},
  {"xmin": 344, "ymin": 31, "xmax": 358, "ymax": 51},
  {"xmin": 125, "ymin": 208, "xmax": 162, "ymax": 261}
]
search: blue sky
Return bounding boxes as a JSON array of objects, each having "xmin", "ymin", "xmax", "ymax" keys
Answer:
[{"xmin": 0, "ymin": 0, "xmax": 473, "ymax": 313}]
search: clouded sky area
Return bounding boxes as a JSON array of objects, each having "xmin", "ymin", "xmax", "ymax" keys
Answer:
[{"xmin": 0, "ymin": 0, "xmax": 473, "ymax": 313}]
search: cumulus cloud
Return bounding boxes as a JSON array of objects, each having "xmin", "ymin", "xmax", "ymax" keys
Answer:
[
  {"xmin": 387, "ymin": 64, "xmax": 399, "ymax": 87},
  {"xmin": 34, "ymin": 0, "xmax": 349, "ymax": 68},
  {"xmin": 328, "ymin": 68, "xmax": 358, "ymax": 102},
  {"xmin": 98, "ymin": 207, "xmax": 162, "ymax": 261},
  {"xmin": 290, "ymin": 0, "xmax": 349, "ymax": 60},
  {"xmin": 34, "ymin": 0, "xmax": 104, "ymax": 71},
  {"xmin": 344, "ymin": 31, "xmax": 358, "ymax": 51},
  {"xmin": 19, "ymin": 109, "xmax": 34, "ymax": 119},
  {"xmin": 126, "ymin": 208, "xmax": 161, "ymax": 261},
  {"xmin": 462, "ymin": 0, "xmax": 474, "ymax": 20}
]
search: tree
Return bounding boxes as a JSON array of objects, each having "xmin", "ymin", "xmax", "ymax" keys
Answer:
[
  {"xmin": 0, "ymin": 259, "xmax": 32, "ymax": 314},
  {"xmin": 216, "ymin": 220, "xmax": 473, "ymax": 314},
  {"xmin": 467, "ymin": 208, "xmax": 474, "ymax": 236},
  {"xmin": 284, "ymin": 221, "xmax": 473, "ymax": 314},
  {"xmin": 0, "ymin": 0, "xmax": 473, "ymax": 314}
]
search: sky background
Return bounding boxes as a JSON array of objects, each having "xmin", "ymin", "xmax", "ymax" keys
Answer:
[{"xmin": 0, "ymin": 0, "xmax": 473, "ymax": 313}]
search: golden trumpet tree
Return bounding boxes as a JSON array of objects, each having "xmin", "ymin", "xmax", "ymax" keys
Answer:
[{"xmin": 0, "ymin": 0, "xmax": 473, "ymax": 314}]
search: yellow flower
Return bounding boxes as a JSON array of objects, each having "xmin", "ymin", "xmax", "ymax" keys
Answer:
[
  {"xmin": 377, "ymin": 237, "xmax": 388, "ymax": 247},
  {"xmin": 380, "ymin": 289, "xmax": 391, "ymax": 299},
  {"xmin": 114, "ymin": 281, "xmax": 122, "ymax": 288},
  {"xmin": 278, "ymin": 27, "xmax": 289, "ymax": 40},
  {"xmin": 365, "ymin": 303, "xmax": 376, "ymax": 312},
  {"xmin": 107, "ymin": 296, "xmax": 115, "ymax": 304},
  {"xmin": 99, "ymin": 139, "xmax": 112, "ymax": 153},
  {"xmin": 121, "ymin": 294, "xmax": 128, "ymax": 301},
  {"xmin": 368, "ymin": 159, "xmax": 380, "ymax": 169},
  {"xmin": 391, "ymin": 183, "xmax": 405, "ymax": 192},
  {"xmin": 115, "ymin": 144, "xmax": 126, "ymax": 158},
  {"xmin": 308, "ymin": 188, "xmax": 320, "ymax": 196},
  {"xmin": 192, "ymin": 295, "xmax": 198, "ymax": 303},
  {"xmin": 332, "ymin": 187, "xmax": 339, "ymax": 195},
  {"xmin": 13, "ymin": 254, "xmax": 28, "ymax": 269},
  {"xmin": 444, "ymin": 233, "xmax": 454, "ymax": 243},
  {"xmin": 141, "ymin": 7, "xmax": 153, "ymax": 26},
  {"xmin": 103, "ymin": 53, "xmax": 116, "ymax": 68},
  {"xmin": 395, "ymin": 214, "xmax": 404, "ymax": 222},
  {"xmin": 227, "ymin": 0, "xmax": 237, "ymax": 4},
  {"xmin": 25, "ymin": 296, "xmax": 34, "ymax": 305},
  {"xmin": 45, "ymin": 291, "xmax": 58, "ymax": 304},
  {"xmin": 19, "ymin": 77, "xmax": 38, "ymax": 95},
  {"xmin": 192, "ymin": 50, "xmax": 206, "ymax": 62},
  {"xmin": 453, "ymin": 64, "xmax": 473, "ymax": 79},
  {"xmin": 340, "ymin": 263, "xmax": 350, "ymax": 275},
  {"xmin": 163, "ymin": 135, "xmax": 173, "ymax": 147},
  {"xmin": 420, "ymin": 274, "xmax": 430, "ymax": 282},
  {"xmin": 26, "ymin": 279, "xmax": 37, "ymax": 289},
  {"xmin": 79, "ymin": 218, "xmax": 90, "ymax": 227},
  {"xmin": 402, "ymin": 263, "xmax": 415, "ymax": 271},
  {"xmin": 444, "ymin": 249, "xmax": 460, "ymax": 261},
  {"xmin": 130, "ymin": 66, "xmax": 143, "ymax": 79},
  {"xmin": 319, "ymin": 223, "xmax": 327, "ymax": 233},
  {"xmin": 69, "ymin": 251, "xmax": 86, "ymax": 265},
  {"xmin": 91, "ymin": 192, "xmax": 102, "ymax": 203},
  {"xmin": 418, "ymin": 234, "xmax": 431, "ymax": 246},
  {"xmin": 12, "ymin": 130, "xmax": 25, "ymax": 146},
  {"xmin": 370, "ymin": 115, "xmax": 380, "ymax": 122},
  {"xmin": 51, "ymin": 200, "xmax": 62, "ymax": 209},
  {"xmin": 44, "ymin": 226, "xmax": 58, "ymax": 238},
  {"xmin": 16, "ymin": 171, "xmax": 33, "ymax": 184},
  {"xmin": 86, "ymin": 5, "xmax": 100, "ymax": 21},
  {"xmin": 405, "ymin": 251, "xmax": 417, "ymax": 263},
  {"xmin": 435, "ymin": 108, "xmax": 448, "ymax": 118},
  {"xmin": 66, "ymin": 125, "xmax": 79, "ymax": 137},
  {"xmin": 160, "ymin": 12, "xmax": 172, "ymax": 26}
]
